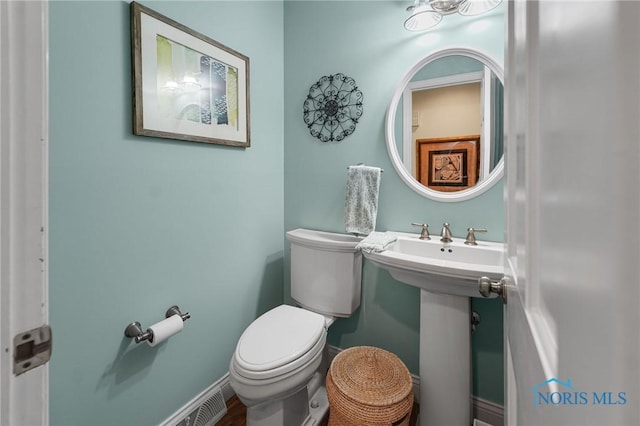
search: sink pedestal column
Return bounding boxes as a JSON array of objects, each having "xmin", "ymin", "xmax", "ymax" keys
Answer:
[{"xmin": 419, "ymin": 289, "xmax": 471, "ymax": 426}]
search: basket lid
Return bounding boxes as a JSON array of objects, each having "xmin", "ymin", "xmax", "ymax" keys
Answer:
[
  {"xmin": 235, "ymin": 305, "xmax": 325, "ymax": 373},
  {"xmin": 330, "ymin": 346, "xmax": 412, "ymax": 406}
]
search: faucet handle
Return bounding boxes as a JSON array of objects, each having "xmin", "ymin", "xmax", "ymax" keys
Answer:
[
  {"xmin": 411, "ymin": 222, "xmax": 430, "ymax": 240},
  {"xmin": 465, "ymin": 227, "xmax": 487, "ymax": 245}
]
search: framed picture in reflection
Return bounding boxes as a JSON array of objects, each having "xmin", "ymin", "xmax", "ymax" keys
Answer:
[{"xmin": 416, "ymin": 135, "xmax": 480, "ymax": 192}]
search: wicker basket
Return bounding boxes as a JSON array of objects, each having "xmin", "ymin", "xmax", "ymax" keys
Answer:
[{"xmin": 326, "ymin": 346, "xmax": 414, "ymax": 426}]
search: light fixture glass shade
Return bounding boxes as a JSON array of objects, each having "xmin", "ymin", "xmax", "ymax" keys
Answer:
[
  {"xmin": 429, "ymin": 0, "xmax": 466, "ymax": 15},
  {"xmin": 404, "ymin": 9, "xmax": 442, "ymax": 31},
  {"xmin": 457, "ymin": 0, "xmax": 503, "ymax": 16}
]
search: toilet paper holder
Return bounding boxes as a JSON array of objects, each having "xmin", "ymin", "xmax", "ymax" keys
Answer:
[{"xmin": 124, "ymin": 305, "xmax": 191, "ymax": 344}]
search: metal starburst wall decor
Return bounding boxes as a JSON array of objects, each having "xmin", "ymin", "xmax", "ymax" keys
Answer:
[{"xmin": 303, "ymin": 73, "xmax": 364, "ymax": 142}]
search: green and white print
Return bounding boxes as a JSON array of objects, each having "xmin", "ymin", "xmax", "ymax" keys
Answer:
[{"xmin": 156, "ymin": 35, "xmax": 238, "ymax": 128}]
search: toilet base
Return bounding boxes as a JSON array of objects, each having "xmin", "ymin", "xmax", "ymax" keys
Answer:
[
  {"xmin": 246, "ymin": 386, "xmax": 309, "ymax": 426},
  {"xmin": 305, "ymin": 383, "xmax": 329, "ymax": 426},
  {"xmin": 233, "ymin": 324, "xmax": 333, "ymax": 426},
  {"xmin": 245, "ymin": 374, "xmax": 329, "ymax": 426}
]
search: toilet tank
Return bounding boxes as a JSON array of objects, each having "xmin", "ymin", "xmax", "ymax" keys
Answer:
[{"xmin": 286, "ymin": 229, "xmax": 362, "ymax": 318}]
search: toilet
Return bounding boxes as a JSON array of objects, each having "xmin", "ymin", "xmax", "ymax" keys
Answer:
[{"xmin": 229, "ymin": 228, "xmax": 362, "ymax": 426}]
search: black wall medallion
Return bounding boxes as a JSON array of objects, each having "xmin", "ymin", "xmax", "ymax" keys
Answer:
[{"xmin": 303, "ymin": 73, "xmax": 363, "ymax": 142}]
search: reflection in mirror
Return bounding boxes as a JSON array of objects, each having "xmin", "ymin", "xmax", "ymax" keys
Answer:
[{"xmin": 387, "ymin": 48, "xmax": 504, "ymax": 202}]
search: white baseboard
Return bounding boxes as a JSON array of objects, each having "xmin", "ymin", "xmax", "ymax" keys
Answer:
[
  {"xmin": 472, "ymin": 396, "xmax": 504, "ymax": 426},
  {"xmin": 160, "ymin": 373, "xmax": 232, "ymax": 426},
  {"xmin": 219, "ymin": 374, "xmax": 234, "ymax": 401}
]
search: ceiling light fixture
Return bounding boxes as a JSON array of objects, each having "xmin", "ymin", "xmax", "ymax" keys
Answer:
[{"xmin": 404, "ymin": 0, "xmax": 503, "ymax": 32}]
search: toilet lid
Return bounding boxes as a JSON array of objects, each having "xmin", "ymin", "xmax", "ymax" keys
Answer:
[{"xmin": 235, "ymin": 305, "xmax": 326, "ymax": 374}]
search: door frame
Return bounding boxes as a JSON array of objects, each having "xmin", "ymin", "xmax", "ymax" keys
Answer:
[{"xmin": 0, "ymin": 1, "xmax": 50, "ymax": 424}]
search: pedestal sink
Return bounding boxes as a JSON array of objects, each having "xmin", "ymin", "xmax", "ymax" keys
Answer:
[{"xmin": 363, "ymin": 232, "xmax": 503, "ymax": 426}]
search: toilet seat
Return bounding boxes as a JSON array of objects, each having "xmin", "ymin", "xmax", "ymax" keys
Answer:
[{"xmin": 233, "ymin": 305, "xmax": 326, "ymax": 381}]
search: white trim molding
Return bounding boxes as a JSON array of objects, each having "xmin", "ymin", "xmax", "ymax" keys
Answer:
[
  {"xmin": 0, "ymin": 1, "xmax": 50, "ymax": 425},
  {"xmin": 160, "ymin": 374, "xmax": 232, "ymax": 426},
  {"xmin": 473, "ymin": 396, "xmax": 504, "ymax": 426}
]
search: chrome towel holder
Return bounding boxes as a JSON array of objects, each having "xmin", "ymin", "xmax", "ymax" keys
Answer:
[{"xmin": 124, "ymin": 305, "xmax": 191, "ymax": 344}]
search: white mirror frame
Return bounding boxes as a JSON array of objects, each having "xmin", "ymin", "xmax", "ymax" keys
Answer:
[{"xmin": 385, "ymin": 47, "xmax": 505, "ymax": 202}]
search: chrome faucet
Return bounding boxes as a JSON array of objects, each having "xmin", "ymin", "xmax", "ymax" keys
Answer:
[
  {"xmin": 440, "ymin": 223, "xmax": 453, "ymax": 243},
  {"xmin": 411, "ymin": 222, "xmax": 430, "ymax": 240}
]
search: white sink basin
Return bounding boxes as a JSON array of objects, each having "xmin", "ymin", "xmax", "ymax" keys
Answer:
[{"xmin": 363, "ymin": 231, "xmax": 504, "ymax": 297}]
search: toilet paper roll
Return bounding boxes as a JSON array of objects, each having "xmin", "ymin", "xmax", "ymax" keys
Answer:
[{"xmin": 147, "ymin": 314, "xmax": 184, "ymax": 347}]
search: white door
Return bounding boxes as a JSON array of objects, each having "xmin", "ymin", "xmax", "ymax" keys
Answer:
[
  {"xmin": 0, "ymin": 1, "xmax": 50, "ymax": 425},
  {"xmin": 503, "ymin": 1, "xmax": 640, "ymax": 425}
]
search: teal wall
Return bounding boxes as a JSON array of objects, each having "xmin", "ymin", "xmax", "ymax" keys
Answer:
[
  {"xmin": 283, "ymin": 0, "xmax": 505, "ymax": 404},
  {"xmin": 49, "ymin": 1, "xmax": 284, "ymax": 425},
  {"xmin": 49, "ymin": 2, "xmax": 504, "ymax": 425}
]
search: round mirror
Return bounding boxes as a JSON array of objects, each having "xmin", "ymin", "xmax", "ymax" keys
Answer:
[{"xmin": 385, "ymin": 48, "xmax": 504, "ymax": 202}]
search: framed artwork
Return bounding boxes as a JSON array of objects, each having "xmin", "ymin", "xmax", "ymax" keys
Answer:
[
  {"xmin": 131, "ymin": 2, "xmax": 250, "ymax": 147},
  {"xmin": 416, "ymin": 135, "xmax": 480, "ymax": 192}
]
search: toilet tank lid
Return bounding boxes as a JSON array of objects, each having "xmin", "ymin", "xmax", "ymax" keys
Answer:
[
  {"xmin": 235, "ymin": 305, "xmax": 326, "ymax": 372},
  {"xmin": 286, "ymin": 228, "xmax": 362, "ymax": 253}
]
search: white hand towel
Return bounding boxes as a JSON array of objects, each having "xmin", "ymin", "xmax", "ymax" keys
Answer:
[
  {"xmin": 356, "ymin": 231, "xmax": 397, "ymax": 253},
  {"xmin": 344, "ymin": 165, "xmax": 382, "ymax": 236}
]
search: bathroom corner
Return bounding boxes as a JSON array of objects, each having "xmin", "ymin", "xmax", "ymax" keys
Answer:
[{"xmin": 284, "ymin": 0, "xmax": 505, "ymax": 409}]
